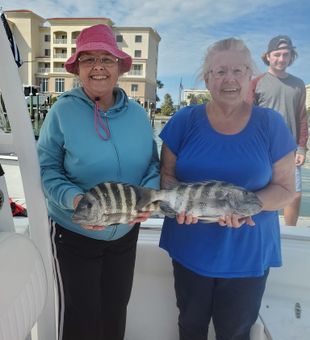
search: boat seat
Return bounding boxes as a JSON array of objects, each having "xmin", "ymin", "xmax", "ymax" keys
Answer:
[
  {"xmin": 0, "ymin": 232, "xmax": 47, "ymax": 340},
  {"xmin": 258, "ymin": 229, "xmax": 310, "ymax": 340}
]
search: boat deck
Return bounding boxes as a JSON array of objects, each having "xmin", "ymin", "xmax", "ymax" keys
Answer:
[
  {"xmin": 126, "ymin": 222, "xmax": 310, "ymax": 340},
  {"xmin": 1, "ymin": 162, "xmax": 310, "ymax": 340}
]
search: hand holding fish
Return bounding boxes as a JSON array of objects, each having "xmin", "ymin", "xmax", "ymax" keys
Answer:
[
  {"xmin": 218, "ymin": 215, "xmax": 255, "ymax": 228},
  {"xmin": 175, "ymin": 212, "xmax": 254, "ymax": 227},
  {"xmin": 128, "ymin": 211, "xmax": 152, "ymax": 225},
  {"xmin": 176, "ymin": 212, "xmax": 199, "ymax": 225}
]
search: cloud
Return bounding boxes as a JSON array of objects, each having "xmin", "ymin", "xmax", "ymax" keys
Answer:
[{"xmin": 3, "ymin": 0, "xmax": 309, "ymax": 102}]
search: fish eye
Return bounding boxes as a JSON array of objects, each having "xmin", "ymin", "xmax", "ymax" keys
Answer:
[{"xmin": 87, "ymin": 202, "xmax": 93, "ymax": 209}]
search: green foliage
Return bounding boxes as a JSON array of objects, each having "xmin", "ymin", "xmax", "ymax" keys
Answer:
[
  {"xmin": 187, "ymin": 92, "xmax": 211, "ymax": 105},
  {"xmin": 156, "ymin": 80, "xmax": 164, "ymax": 102},
  {"xmin": 156, "ymin": 80, "xmax": 164, "ymax": 89},
  {"xmin": 160, "ymin": 93, "xmax": 175, "ymax": 116},
  {"xmin": 50, "ymin": 96, "xmax": 58, "ymax": 106},
  {"xmin": 187, "ymin": 93, "xmax": 197, "ymax": 105}
]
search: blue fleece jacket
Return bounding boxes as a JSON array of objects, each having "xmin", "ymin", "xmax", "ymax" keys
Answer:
[{"xmin": 37, "ymin": 87, "xmax": 159, "ymax": 240}]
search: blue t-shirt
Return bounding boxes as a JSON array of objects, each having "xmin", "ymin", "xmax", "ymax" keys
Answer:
[{"xmin": 159, "ymin": 104, "xmax": 296, "ymax": 278}]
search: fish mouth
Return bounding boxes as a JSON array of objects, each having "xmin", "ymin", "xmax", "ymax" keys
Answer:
[
  {"xmin": 72, "ymin": 211, "xmax": 92, "ymax": 224},
  {"xmin": 71, "ymin": 215, "xmax": 84, "ymax": 224}
]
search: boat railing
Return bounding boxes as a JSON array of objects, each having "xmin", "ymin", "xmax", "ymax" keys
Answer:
[{"xmin": 0, "ymin": 22, "xmax": 57, "ymax": 340}]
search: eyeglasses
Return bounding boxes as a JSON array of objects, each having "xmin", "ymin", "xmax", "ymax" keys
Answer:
[
  {"xmin": 78, "ymin": 55, "xmax": 119, "ymax": 68},
  {"xmin": 209, "ymin": 65, "xmax": 250, "ymax": 79}
]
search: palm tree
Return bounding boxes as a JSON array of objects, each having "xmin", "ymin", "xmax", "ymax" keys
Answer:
[{"xmin": 156, "ymin": 80, "xmax": 164, "ymax": 102}]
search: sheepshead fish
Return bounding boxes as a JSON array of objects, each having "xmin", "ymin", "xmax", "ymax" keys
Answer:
[
  {"xmin": 72, "ymin": 182, "xmax": 160, "ymax": 227},
  {"xmin": 72, "ymin": 181, "xmax": 262, "ymax": 227},
  {"xmin": 138, "ymin": 181, "xmax": 263, "ymax": 222}
]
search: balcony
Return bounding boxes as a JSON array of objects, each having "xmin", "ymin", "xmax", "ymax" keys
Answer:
[
  {"xmin": 128, "ymin": 70, "xmax": 143, "ymax": 76},
  {"xmin": 53, "ymin": 38, "xmax": 67, "ymax": 44},
  {"xmin": 53, "ymin": 53, "xmax": 67, "ymax": 59},
  {"xmin": 53, "ymin": 68, "xmax": 66, "ymax": 73},
  {"xmin": 38, "ymin": 68, "xmax": 50, "ymax": 74}
]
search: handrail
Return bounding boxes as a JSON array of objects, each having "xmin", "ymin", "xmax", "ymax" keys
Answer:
[{"xmin": 0, "ymin": 21, "xmax": 56, "ymax": 340}]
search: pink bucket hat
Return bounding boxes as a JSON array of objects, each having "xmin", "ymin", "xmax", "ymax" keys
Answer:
[{"xmin": 65, "ymin": 24, "xmax": 132, "ymax": 74}]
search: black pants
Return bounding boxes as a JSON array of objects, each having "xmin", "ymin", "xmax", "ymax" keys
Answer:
[
  {"xmin": 173, "ymin": 260, "xmax": 269, "ymax": 340},
  {"xmin": 50, "ymin": 221, "xmax": 140, "ymax": 340}
]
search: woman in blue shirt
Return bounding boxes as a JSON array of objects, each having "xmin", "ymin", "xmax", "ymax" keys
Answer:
[{"xmin": 159, "ymin": 38, "xmax": 296, "ymax": 340}]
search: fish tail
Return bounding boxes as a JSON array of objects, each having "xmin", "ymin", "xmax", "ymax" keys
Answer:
[{"xmin": 135, "ymin": 187, "xmax": 161, "ymax": 211}]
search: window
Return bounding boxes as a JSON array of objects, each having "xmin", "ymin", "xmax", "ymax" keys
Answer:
[
  {"xmin": 129, "ymin": 64, "xmax": 143, "ymax": 76},
  {"xmin": 128, "ymin": 64, "xmax": 143, "ymax": 76},
  {"xmin": 131, "ymin": 84, "xmax": 138, "ymax": 92},
  {"xmin": 38, "ymin": 78, "xmax": 48, "ymax": 92},
  {"xmin": 44, "ymin": 34, "xmax": 50, "ymax": 42},
  {"xmin": 135, "ymin": 35, "xmax": 142, "ymax": 43},
  {"xmin": 55, "ymin": 78, "xmax": 65, "ymax": 93},
  {"xmin": 134, "ymin": 50, "xmax": 142, "ymax": 58},
  {"xmin": 116, "ymin": 35, "xmax": 123, "ymax": 42},
  {"xmin": 44, "ymin": 49, "xmax": 51, "ymax": 57},
  {"xmin": 72, "ymin": 78, "xmax": 81, "ymax": 89}
]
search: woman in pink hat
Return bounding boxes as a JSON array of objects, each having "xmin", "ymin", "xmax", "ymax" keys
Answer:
[{"xmin": 38, "ymin": 24, "xmax": 159, "ymax": 340}]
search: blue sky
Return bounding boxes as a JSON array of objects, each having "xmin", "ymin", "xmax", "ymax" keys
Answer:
[{"xmin": 2, "ymin": 0, "xmax": 310, "ymax": 105}]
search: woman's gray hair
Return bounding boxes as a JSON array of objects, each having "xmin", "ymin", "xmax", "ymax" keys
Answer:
[{"xmin": 198, "ymin": 38, "xmax": 258, "ymax": 81}]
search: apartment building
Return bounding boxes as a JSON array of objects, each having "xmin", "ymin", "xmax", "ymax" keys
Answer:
[
  {"xmin": 5, "ymin": 9, "xmax": 161, "ymax": 109},
  {"xmin": 114, "ymin": 27, "xmax": 160, "ymax": 108}
]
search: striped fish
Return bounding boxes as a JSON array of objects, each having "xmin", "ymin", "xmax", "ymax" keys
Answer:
[
  {"xmin": 141, "ymin": 181, "xmax": 263, "ymax": 222},
  {"xmin": 72, "ymin": 180, "xmax": 262, "ymax": 227},
  {"xmin": 71, "ymin": 182, "xmax": 160, "ymax": 227}
]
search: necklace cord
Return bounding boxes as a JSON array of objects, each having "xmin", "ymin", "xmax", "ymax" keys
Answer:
[{"xmin": 94, "ymin": 99, "xmax": 111, "ymax": 140}]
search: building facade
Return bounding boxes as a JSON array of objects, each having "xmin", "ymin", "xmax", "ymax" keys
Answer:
[{"xmin": 5, "ymin": 10, "xmax": 161, "ymax": 109}]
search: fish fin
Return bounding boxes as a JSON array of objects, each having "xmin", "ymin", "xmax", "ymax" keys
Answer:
[
  {"xmin": 135, "ymin": 187, "xmax": 159, "ymax": 211},
  {"xmin": 159, "ymin": 202, "xmax": 178, "ymax": 218}
]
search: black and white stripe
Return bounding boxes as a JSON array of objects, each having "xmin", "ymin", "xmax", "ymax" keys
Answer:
[
  {"xmin": 50, "ymin": 219, "xmax": 65, "ymax": 340},
  {"xmin": 0, "ymin": 11, "xmax": 23, "ymax": 67},
  {"xmin": 98, "ymin": 182, "xmax": 137, "ymax": 214}
]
